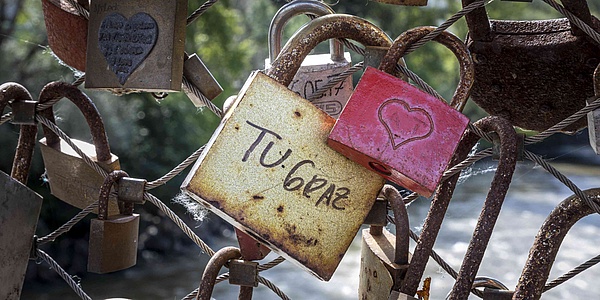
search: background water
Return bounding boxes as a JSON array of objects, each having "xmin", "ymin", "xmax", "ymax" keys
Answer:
[{"xmin": 21, "ymin": 158, "xmax": 600, "ymax": 299}]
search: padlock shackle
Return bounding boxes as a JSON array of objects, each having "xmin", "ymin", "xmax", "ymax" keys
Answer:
[
  {"xmin": 400, "ymin": 116, "xmax": 503, "ymax": 296},
  {"xmin": 38, "ymin": 81, "xmax": 113, "ymax": 162},
  {"xmin": 196, "ymin": 247, "xmax": 242, "ymax": 300},
  {"xmin": 447, "ymin": 116, "xmax": 518, "ymax": 300},
  {"xmin": 0, "ymin": 82, "xmax": 37, "ymax": 184},
  {"xmin": 98, "ymin": 170, "xmax": 131, "ymax": 220},
  {"xmin": 594, "ymin": 63, "xmax": 600, "ymax": 95},
  {"xmin": 514, "ymin": 188, "xmax": 600, "ymax": 300},
  {"xmin": 382, "ymin": 185, "xmax": 410, "ymax": 289},
  {"xmin": 267, "ymin": 14, "xmax": 392, "ymax": 86},
  {"xmin": 462, "ymin": 0, "xmax": 595, "ymax": 40},
  {"xmin": 379, "ymin": 26, "xmax": 474, "ymax": 112},
  {"xmin": 268, "ymin": 0, "xmax": 344, "ymax": 63}
]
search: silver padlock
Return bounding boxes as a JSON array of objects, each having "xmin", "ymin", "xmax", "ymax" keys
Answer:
[
  {"xmin": 588, "ymin": 64, "xmax": 599, "ymax": 155},
  {"xmin": 265, "ymin": 0, "xmax": 353, "ymax": 118}
]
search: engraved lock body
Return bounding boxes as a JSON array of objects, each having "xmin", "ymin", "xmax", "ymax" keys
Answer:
[
  {"xmin": 88, "ymin": 170, "xmax": 140, "ymax": 274},
  {"xmin": 463, "ymin": 0, "xmax": 600, "ymax": 132},
  {"xmin": 266, "ymin": 0, "xmax": 353, "ymax": 118},
  {"xmin": 37, "ymin": 82, "xmax": 120, "ymax": 214},
  {"xmin": 0, "ymin": 83, "xmax": 43, "ymax": 300},
  {"xmin": 85, "ymin": 0, "xmax": 187, "ymax": 93},
  {"xmin": 182, "ymin": 15, "xmax": 394, "ymax": 281},
  {"xmin": 328, "ymin": 26, "xmax": 473, "ymax": 197},
  {"xmin": 588, "ymin": 64, "xmax": 600, "ymax": 154}
]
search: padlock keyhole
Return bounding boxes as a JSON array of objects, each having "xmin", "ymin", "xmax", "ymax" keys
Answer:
[{"xmin": 368, "ymin": 161, "xmax": 391, "ymax": 176}]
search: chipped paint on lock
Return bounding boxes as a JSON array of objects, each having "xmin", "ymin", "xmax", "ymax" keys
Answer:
[{"xmin": 182, "ymin": 71, "xmax": 384, "ymax": 281}]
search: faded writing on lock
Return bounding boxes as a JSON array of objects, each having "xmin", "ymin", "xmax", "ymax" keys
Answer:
[
  {"xmin": 289, "ymin": 73, "xmax": 348, "ymax": 116},
  {"xmin": 241, "ymin": 121, "xmax": 349, "ymax": 210},
  {"xmin": 92, "ymin": 3, "xmax": 119, "ymax": 14}
]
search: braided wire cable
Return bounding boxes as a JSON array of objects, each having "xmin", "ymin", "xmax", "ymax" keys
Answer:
[
  {"xmin": 72, "ymin": 75, "xmax": 86, "ymax": 87},
  {"xmin": 258, "ymin": 256, "xmax": 286, "ymax": 271},
  {"xmin": 524, "ymin": 150, "xmax": 600, "ymax": 214},
  {"xmin": 187, "ymin": 0, "xmax": 219, "ymax": 25},
  {"xmin": 36, "ymin": 96, "xmax": 63, "ymax": 112},
  {"xmin": 146, "ymin": 145, "xmax": 205, "ymax": 189},
  {"xmin": 1, "ymin": 112, "xmax": 10, "ymax": 125},
  {"xmin": 37, "ymin": 249, "xmax": 92, "ymax": 300},
  {"xmin": 36, "ymin": 115, "xmax": 109, "ymax": 178},
  {"xmin": 182, "ymin": 76, "xmax": 224, "ymax": 118},
  {"xmin": 525, "ymin": 96, "xmax": 600, "ymax": 145},
  {"xmin": 145, "ymin": 192, "xmax": 215, "ymax": 256},
  {"xmin": 63, "ymin": 0, "xmax": 89, "ymax": 19},
  {"xmin": 541, "ymin": 0, "xmax": 600, "ymax": 44},
  {"xmin": 544, "ymin": 253, "xmax": 600, "ymax": 292},
  {"xmin": 306, "ymin": 62, "xmax": 364, "ymax": 102},
  {"xmin": 38, "ymin": 201, "xmax": 98, "ymax": 245}
]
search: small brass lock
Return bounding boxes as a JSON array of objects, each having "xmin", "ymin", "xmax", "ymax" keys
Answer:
[
  {"xmin": 588, "ymin": 64, "xmax": 600, "ymax": 154},
  {"xmin": 85, "ymin": 0, "xmax": 187, "ymax": 93},
  {"xmin": 88, "ymin": 170, "xmax": 140, "ymax": 274},
  {"xmin": 266, "ymin": 0, "xmax": 354, "ymax": 118},
  {"xmin": 328, "ymin": 26, "xmax": 473, "ymax": 197},
  {"xmin": 38, "ymin": 82, "xmax": 120, "ymax": 214},
  {"xmin": 183, "ymin": 15, "xmax": 393, "ymax": 281}
]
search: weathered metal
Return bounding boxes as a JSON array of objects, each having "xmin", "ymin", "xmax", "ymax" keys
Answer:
[
  {"xmin": 88, "ymin": 170, "xmax": 139, "ymax": 274},
  {"xmin": 10, "ymin": 99, "xmax": 36, "ymax": 126},
  {"xmin": 229, "ymin": 259, "xmax": 259, "ymax": 287},
  {"xmin": 42, "ymin": 0, "xmax": 88, "ymax": 71},
  {"xmin": 447, "ymin": 117, "xmax": 518, "ymax": 300},
  {"xmin": 266, "ymin": 0, "xmax": 353, "ymax": 118},
  {"xmin": 588, "ymin": 64, "xmax": 600, "ymax": 154},
  {"xmin": 400, "ymin": 116, "xmax": 504, "ymax": 296},
  {"xmin": 183, "ymin": 14, "xmax": 391, "ymax": 281},
  {"xmin": 85, "ymin": 0, "xmax": 187, "ymax": 93},
  {"xmin": 117, "ymin": 177, "xmax": 146, "ymax": 205},
  {"xmin": 182, "ymin": 53, "xmax": 223, "ymax": 107},
  {"xmin": 37, "ymin": 82, "xmax": 120, "ymax": 215},
  {"xmin": 328, "ymin": 26, "xmax": 473, "ymax": 197},
  {"xmin": 363, "ymin": 197, "xmax": 389, "ymax": 227},
  {"xmin": 371, "ymin": 0, "xmax": 428, "ymax": 6},
  {"xmin": 514, "ymin": 188, "xmax": 600, "ymax": 300},
  {"xmin": 482, "ymin": 288, "xmax": 514, "ymax": 300},
  {"xmin": 463, "ymin": 0, "xmax": 600, "ymax": 132},
  {"xmin": 359, "ymin": 185, "xmax": 411, "ymax": 299},
  {"xmin": 0, "ymin": 82, "xmax": 38, "ymax": 184},
  {"xmin": 0, "ymin": 171, "xmax": 43, "ymax": 300},
  {"xmin": 235, "ymin": 229, "xmax": 271, "ymax": 261},
  {"xmin": 492, "ymin": 132, "xmax": 524, "ymax": 161},
  {"xmin": 197, "ymin": 247, "xmax": 242, "ymax": 300}
]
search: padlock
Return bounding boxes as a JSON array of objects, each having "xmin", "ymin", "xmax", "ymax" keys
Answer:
[
  {"xmin": 0, "ymin": 83, "xmax": 43, "ymax": 300},
  {"xmin": 42, "ymin": 0, "xmax": 88, "ymax": 71},
  {"xmin": 463, "ymin": 0, "xmax": 600, "ymax": 132},
  {"xmin": 372, "ymin": 0, "xmax": 428, "ymax": 7},
  {"xmin": 265, "ymin": 0, "xmax": 354, "ymax": 118},
  {"xmin": 197, "ymin": 247, "xmax": 242, "ymax": 300},
  {"xmin": 85, "ymin": 0, "xmax": 187, "ymax": 93},
  {"xmin": 328, "ymin": 26, "xmax": 473, "ymax": 197},
  {"xmin": 359, "ymin": 186, "xmax": 411, "ymax": 300},
  {"xmin": 515, "ymin": 188, "xmax": 600, "ymax": 300},
  {"xmin": 588, "ymin": 64, "xmax": 600, "ymax": 154},
  {"xmin": 235, "ymin": 228, "xmax": 271, "ymax": 261},
  {"xmin": 88, "ymin": 170, "xmax": 140, "ymax": 274},
  {"xmin": 182, "ymin": 52, "xmax": 223, "ymax": 108},
  {"xmin": 37, "ymin": 81, "xmax": 120, "ymax": 214},
  {"xmin": 229, "ymin": 259, "xmax": 259, "ymax": 287},
  {"xmin": 183, "ymin": 14, "xmax": 392, "ymax": 281}
]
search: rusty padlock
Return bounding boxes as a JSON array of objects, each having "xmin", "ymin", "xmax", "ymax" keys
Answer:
[
  {"xmin": 328, "ymin": 26, "xmax": 473, "ymax": 197},
  {"xmin": 372, "ymin": 0, "xmax": 428, "ymax": 7},
  {"xmin": 359, "ymin": 185, "xmax": 411, "ymax": 300},
  {"xmin": 38, "ymin": 82, "xmax": 120, "ymax": 214},
  {"xmin": 182, "ymin": 52, "xmax": 224, "ymax": 108},
  {"xmin": 265, "ymin": 0, "xmax": 354, "ymax": 118},
  {"xmin": 588, "ymin": 64, "xmax": 600, "ymax": 154},
  {"xmin": 88, "ymin": 170, "xmax": 139, "ymax": 274},
  {"xmin": 463, "ymin": 0, "xmax": 600, "ymax": 132},
  {"xmin": 183, "ymin": 14, "xmax": 392, "ymax": 281},
  {"xmin": 85, "ymin": 0, "xmax": 187, "ymax": 93},
  {"xmin": 196, "ymin": 247, "xmax": 242, "ymax": 300},
  {"xmin": 0, "ymin": 83, "xmax": 43, "ymax": 300},
  {"xmin": 42, "ymin": 0, "xmax": 88, "ymax": 71},
  {"xmin": 514, "ymin": 188, "xmax": 600, "ymax": 300}
]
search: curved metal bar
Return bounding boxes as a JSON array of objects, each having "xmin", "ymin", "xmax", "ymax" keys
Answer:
[
  {"xmin": 514, "ymin": 188, "xmax": 600, "ymax": 300},
  {"xmin": 0, "ymin": 82, "xmax": 37, "ymax": 184},
  {"xmin": 447, "ymin": 116, "xmax": 518, "ymax": 300},
  {"xmin": 379, "ymin": 26, "xmax": 474, "ymax": 112},
  {"xmin": 197, "ymin": 247, "xmax": 242, "ymax": 300},
  {"xmin": 38, "ymin": 81, "xmax": 112, "ymax": 161},
  {"xmin": 97, "ymin": 170, "xmax": 130, "ymax": 220},
  {"xmin": 266, "ymin": 14, "xmax": 392, "ymax": 86},
  {"xmin": 382, "ymin": 184, "xmax": 410, "ymax": 290}
]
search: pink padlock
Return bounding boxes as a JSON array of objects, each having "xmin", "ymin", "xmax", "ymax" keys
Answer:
[{"xmin": 328, "ymin": 27, "xmax": 474, "ymax": 197}]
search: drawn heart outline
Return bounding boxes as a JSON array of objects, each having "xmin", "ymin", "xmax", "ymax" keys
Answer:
[
  {"xmin": 378, "ymin": 99, "xmax": 434, "ymax": 150},
  {"xmin": 98, "ymin": 12, "xmax": 158, "ymax": 85}
]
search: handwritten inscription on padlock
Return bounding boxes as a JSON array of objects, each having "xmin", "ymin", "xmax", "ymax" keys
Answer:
[
  {"xmin": 98, "ymin": 12, "xmax": 158, "ymax": 84},
  {"xmin": 242, "ymin": 121, "xmax": 349, "ymax": 210},
  {"xmin": 183, "ymin": 71, "xmax": 383, "ymax": 280}
]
